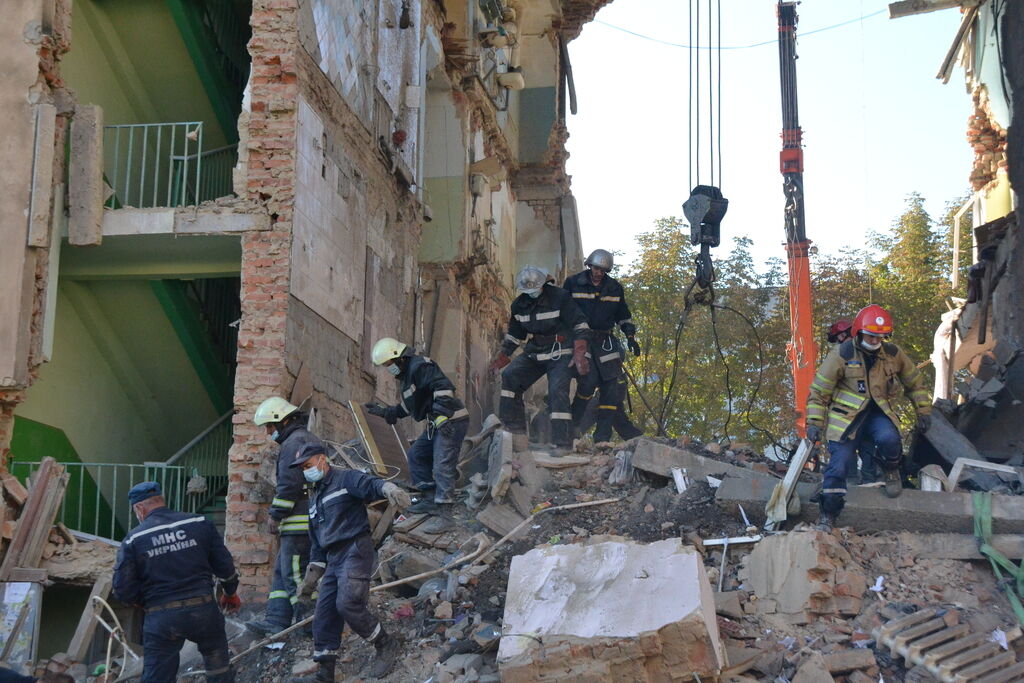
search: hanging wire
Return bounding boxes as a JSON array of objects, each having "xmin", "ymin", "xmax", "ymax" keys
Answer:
[
  {"xmin": 688, "ymin": 0, "xmax": 694, "ymax": 190},
  {"xmin": 717, "ymin": 0, "xmax": 722, "ymax": 189},
  {"xmin": 694, "ymin": 0, "xmax": 701, "ymax": 186},
  {"xmin": 708, "ymin": 0, "xmax": 714, "ymax": 188}
]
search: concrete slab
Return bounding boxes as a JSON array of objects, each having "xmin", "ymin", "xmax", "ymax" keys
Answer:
[
  {"xmin": 633, "ymin": 438, "xmax": 765, "ymax": 481},
  {"xmin": 498, "ymin": 538, "xmax": 725, "ymax": 681},
  {"xmin": 716, "ymin": 475, "xmax": 1024, "ymax": 534}
]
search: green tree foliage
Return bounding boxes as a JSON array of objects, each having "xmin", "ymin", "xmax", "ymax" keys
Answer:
[{"xmin": 617, "ymin": 192, "xmax": 963, "ymax": 451}]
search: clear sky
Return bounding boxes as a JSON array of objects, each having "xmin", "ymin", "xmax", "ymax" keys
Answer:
[{"xmin": 565, "ymin": 0, "xmax": 975, "ymax": 270}]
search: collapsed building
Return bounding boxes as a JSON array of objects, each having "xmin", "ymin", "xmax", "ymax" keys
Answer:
[{"xmin": 3, "ymin": 0, "xmax": 1024, "ymax": 681}]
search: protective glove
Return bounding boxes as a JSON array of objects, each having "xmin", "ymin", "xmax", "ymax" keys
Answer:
[
  {"xmin": 382, "ymin": 406, "xmax": 401, "ymax": 425},
  {"xmin": 364, "ymin": 402, "xmax": 386, "ymax": 418},
  {"xmin": 572, "ymin": 339, "xmax": 590, "ymax": 376},
  {"xmin": 805, "ymin": 424, "xmax": 822, "ymax": 443},
  {"xmin": 489, "ymin": 353, "xmax": 511, "ymax": 373},
  {"xmin": 916, "ymin": 414, "xmax": 932, "ymax": 433},
  {"xmin": 627, "ymin": 336, "xmax": 642, "ymax": 356},
  {"xmin": 267, "ymin": 517, "xmax": 279, "ymax": 535},
  {"xmin": 298, "ymin": 563, "xmax": 326, "ymax": 601},
  {"xmin": 218, "ymin": 593, "xmax": 241, "ymax": 614},
  {"xmin": 382, "ymin": 482, "xmax": 412, "ymax": 509}
]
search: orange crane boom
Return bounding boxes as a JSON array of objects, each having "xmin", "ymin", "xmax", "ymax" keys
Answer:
[{"xmin": 778, "ymin": 2, "xmax": 817, "ymax": 438}]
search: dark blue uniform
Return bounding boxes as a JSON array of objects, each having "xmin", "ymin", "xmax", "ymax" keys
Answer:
[
  {"xmin": 113, "ymin": 507, "xmax": 237, "ymax": 683},
  {"xmin": 377, "ymin": 353, "xmax": 469, "ymax": 502},
  {"xmin": 305, "ymin": 467, "xmax": 388, "ymax": 662},
  {"xmin": 563, "ymin": 270, "xmax": 639, "ymax": 442},
  {"xmin": 499, "ymin": 283, "xmax": 591, "ymax": 447},
  {"xmin": 265, "ymin": 419, "xmax": 319, "ymax": 628}
]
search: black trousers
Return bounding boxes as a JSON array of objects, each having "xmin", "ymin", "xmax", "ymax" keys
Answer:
[
  {"xmin": 142, "ymin": 599, "xmax": 233, "ymax": 683},
  {"xmin": 500, "ymin": 352, "xmax": 574, "ymax": 446}
]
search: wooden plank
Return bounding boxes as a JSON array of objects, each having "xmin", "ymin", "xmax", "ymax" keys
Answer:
[
  {"xmin": 67, "ymin": 574, "xmax": 113, "ymax": 663},
  {"xmin": 0, "ymin": 458, "xmax": 61, "ymax": 579},
  {"xmin": 393, "ymin": 513, "xmax": 429, "ymax": 534},
  {"xmin": 349, "ymin": 400, "xmax": 410, "ymax": 481},
  {"xmin": 531, "ymin": 453, "xmax": 590, "ymax": 468},
  {"xmin": 888, "ymin": 0, "xmax": 963, "ymax": 19},
  {"xmin": 8, "ymin": 568, "xmax": 48, "ymax": 583},
  {"xmin": 372, "ymin": 503, "xmax": 397, "ymax": 543}
]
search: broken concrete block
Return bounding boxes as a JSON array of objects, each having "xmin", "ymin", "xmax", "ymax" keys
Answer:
[
  {"xmin": 488, "ymin": 430, "xmax": 514, "ymax": 500},
  {"xmin": 632, "ymin": 438, "xmax": 757, "ymax": 480},
  {"xmin": 498, "ymin": 538, "xmax": 725, "ymax": 681},
  {"xmin": 793, "ymin": 651, "xmax": 834, "ymax": 683},
  {"xmin": 69, "ymin": 104, "xmax": 104, "ymax": 246},
  {"xmin": 713, "ymin": 591, "xmax": 744, "ymax": 619},
  {"xmin": 476, "ymin": 502, "xmax": 525, "ymax": 538},
  {"xmin": 532, "ymin": 452, "xmax": 590, "ymax": 468},
  {"xmin": 822, "ymin": 648, "xmax": 876, "ymax": 673},
  {"xmin": 743, "ymin": 531, "xmax": 866, "ymax": 619}
]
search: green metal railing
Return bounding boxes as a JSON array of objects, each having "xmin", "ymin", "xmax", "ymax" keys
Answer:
[
  {"xmin": 165, "ymin": 410, "xmax": 233, "ymax": 514},
  {"xmin": 103, "ymin": 122, "xmax": 236, "ymax": 209}
]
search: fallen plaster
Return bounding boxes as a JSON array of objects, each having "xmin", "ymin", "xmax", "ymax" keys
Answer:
[{"xmin": 498, "ymin": 537, "xmax": 725, "ymax": 681}]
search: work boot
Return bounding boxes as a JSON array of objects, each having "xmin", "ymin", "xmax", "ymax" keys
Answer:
[
  {"xmin": 244, "ymin": 618, "xmax": 289, "ymax": 637},
  {"xmin": 406, "ymin": 498, "xmax": 439, "ymax": 515},
  {"xmin": 815, "ymin": 512, "xmax": 835, "ymax": 532},
  {"xmin": 293, "ymin": 659, "xmax": 335, "ymax": 683},
  {"xmin": 368, "ymin": 632, "xmax": 400, "ymax": 679},
  {"xmin": 883, "ymin": 469, "xmax": 903, "ymax": 498}
]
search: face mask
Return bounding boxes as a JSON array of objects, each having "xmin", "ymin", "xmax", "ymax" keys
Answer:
[
  {"xmin": 387, "ymin": 364, "xmax": 401, "ymax": 376},
  {"xmin": 526, "ymin": 289, "xmax": 542, "ymax": 299},
  {"xmin": 269, "ymin": 430, "xmax": 279, "ymax": 442},
  {"xmin": 860, "ymin": 339, "xmax": 881, "ymax": 352},
  {"xmin": 303, "ymin": 465, "xmax": 325, "ymax": 483}
]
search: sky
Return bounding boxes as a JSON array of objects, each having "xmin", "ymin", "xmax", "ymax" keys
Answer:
[{"xmin": 565, "ymin": 0, "xmax": 975, "ymax": 270}]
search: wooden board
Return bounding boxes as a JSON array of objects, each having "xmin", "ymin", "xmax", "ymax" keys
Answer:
[
  {"xmin": 67, "ymin": 574, "xmax": 112, "ymax": 663},
  {"xmin": 0, "ymin": 458, "xmax": 68, "ymax": 580},
  {"xmin": 349, "ymin": 400, "xmax": 410, "ymax": 481},
  {"xmin": 476, "ymin": 502, "xmax": 526, "ymax": 538},
  {"xmin": 372, "ymin": 503, "xmax": 397, "ymax": 543}
]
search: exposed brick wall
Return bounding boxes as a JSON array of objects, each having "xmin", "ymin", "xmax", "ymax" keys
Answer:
[{"xmin": 967, "ymin": 87, "xmax": 1008, "ymax": 192}]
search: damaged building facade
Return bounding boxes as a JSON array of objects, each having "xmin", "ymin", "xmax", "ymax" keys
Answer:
[{"xmin": 0, "ymin": 0, "xmax": 608, "ymax": 602}]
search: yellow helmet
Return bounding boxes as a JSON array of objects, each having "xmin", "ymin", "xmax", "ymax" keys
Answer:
[
  {"xmin": 254, "ymin": 397, "xmax": 298, "ymax": 426},
  {"xmin": 371, "ymin": 337, "xmax": 407, "ymax": 366}
]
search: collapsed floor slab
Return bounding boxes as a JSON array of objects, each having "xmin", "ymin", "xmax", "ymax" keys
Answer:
[{"xmin": 498, "ymin": 537, "xmax": 725, "ymax": 682}]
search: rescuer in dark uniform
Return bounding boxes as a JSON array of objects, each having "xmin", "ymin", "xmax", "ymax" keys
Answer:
[
  {"xmin": 490, "ymin": 266, "xmax": 592, "ymax": 450},
  {"xmin": 364, "ymin": 337, "xmax": 469, "ymax": 514},
  {"xmin": 563, "ymin": 249, "xmax": 643, "ymax": 443},
  {"xmin": 112, "ymin": 482, "xmax": 240, "ymax": 683},
  {"xmin": 292, "ymin": 444, "xmax": 411, "ymax": 682},
  {"xmin": 246, "ymin": 396, "xmax": 321, "ymax": 636}
]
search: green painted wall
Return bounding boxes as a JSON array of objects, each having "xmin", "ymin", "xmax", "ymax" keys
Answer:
[
  {"xmin": 517, "ymin": 87, "xmax": 556, "ymax": 164},
  {"xmin": 420, "ymin": 176, "xmax": 465, "ymax": 263}
]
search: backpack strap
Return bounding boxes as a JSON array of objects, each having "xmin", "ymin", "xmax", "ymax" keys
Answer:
[
  {"xmin": 882, "ymin": 341, "xmax": 899, "ymax": 356},
  {"xmin": 839, "ymin": 339, "xmax": 855, "ymax": 361}
]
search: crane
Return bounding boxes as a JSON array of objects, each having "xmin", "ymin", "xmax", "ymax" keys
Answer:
[{"xmin": 777, "ymin": 1, "xmax": 817, "ymax": 439}]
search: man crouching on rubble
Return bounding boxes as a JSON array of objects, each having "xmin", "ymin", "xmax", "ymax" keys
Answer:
[
  {"xmin": 290, "ymin": 444, "xmax": 412, "ymax": 681},
  {"xmin": 805, "ymin": 304, "xmax": 932, "ymax": 530}
]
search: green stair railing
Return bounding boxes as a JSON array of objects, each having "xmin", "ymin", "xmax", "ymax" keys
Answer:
[{"xmin": 165, "ymin": 410, "xmax": 234, "ymax": 514}]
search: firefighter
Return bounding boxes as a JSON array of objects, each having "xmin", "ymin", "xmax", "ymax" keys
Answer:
[
  {"xmin": 112, "ymin": 482, "xmax": 240, "ymax": 683},
  {"xmin": 563, "ymin": 249, "xmax": 643, "ymax": 442},
  {"xmin": 806, "ymin": 304, "xmax": 932, "ymax": 529},
  {"xmin": 364, "ymin": 337, "xmax": 469, "ymax": 514},
  {"xmin": 245, "ymin": 396, "xmax": 320, "ymax": 636},
  {"xmin": 489, "ymin": 265, "xmax": 591, "ymax": 449},
  {"xmin": 291, "ymin": 444, "xmax": 411, "ymax": 682},
  {"xmin": 826, "ymin": 318, "xmax": 878, "ymax": 484},
  {"xmin": 826, "ymin": 318, "xmax": 853, "ymax": 344}
]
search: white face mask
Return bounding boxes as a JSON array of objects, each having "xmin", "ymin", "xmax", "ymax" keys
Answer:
[
  {"xmin": 303, "ymin": 465, "xmax": 325, "ymax": 483},
  {"xmin": 386, "ymin": 364, "xmax": 401, "ymax": 376},
  {"xmin": 525, "ymin": 289, "xmax": 542, "ymax": 299},
  {"xmin": 268, "ymin": 430, "xmax": 279, "ymax": 442},
  {"xmin": 860, "ymin": 338, "xmax": 882, "ymax": 352}
]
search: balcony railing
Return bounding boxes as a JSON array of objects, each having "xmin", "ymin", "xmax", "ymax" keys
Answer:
[{"xmin": 103, "ymin": 122, "xmax": 236, "ymax": 209}]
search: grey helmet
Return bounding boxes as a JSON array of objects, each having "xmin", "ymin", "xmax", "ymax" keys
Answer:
[
  {"xmin": 515, "ymin": 265, "xmax": 549, "ymax": 296},
  {"xmin": 584, "ymin": 249, "xmax": 614, "ymax": 271}
]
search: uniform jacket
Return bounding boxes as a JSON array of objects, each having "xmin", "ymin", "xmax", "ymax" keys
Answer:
[
  {"xmin": 112, "ymin": 507, "xmax": 237, "ymax": 608},
  {"xmin": 807, "ymin": 340, "xmax": 932, "ymax": 442},
  {"xmin": 562, "ymin": 270, "xmax": 636, "ymax": 337},
  {"xmin": 385, "ymin": 354, "xmax": 469, "ymax": 423},
  {"xmin": 500, "ymin": 284, "xmax": 591, "ymax": 358},
  {"xmin": 307, "ymin": 466, "xmax": 386, "ymax": 564},
  {"xmin": 270, "ymin": 419, "xmax": 319, "ymax": 534}
]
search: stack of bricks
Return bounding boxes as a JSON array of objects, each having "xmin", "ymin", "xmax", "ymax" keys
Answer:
[
  {"xmin": 967, "ymin": 87, "xmax": 1008, "ymax": 191},
  {"xmin": 225, "ymin": 0, "xmax": 301, "ymax": 596}
]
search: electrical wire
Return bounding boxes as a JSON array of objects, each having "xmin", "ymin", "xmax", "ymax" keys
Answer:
[
  {"xmin": 593, "ymin": 8, "xmax": 887, "ymax": 50},
  {"xmin": 323, "ymin": 440, "xmax": 403, "ymax": 480},
  {"xmin": 707, "ymin": 285, "xmax": 733, "ymax": 443}
]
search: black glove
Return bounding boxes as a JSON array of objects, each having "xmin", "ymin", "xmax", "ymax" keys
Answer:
[
  {"xmin": 916, "ymin": 414, "xmax": 932, "ymax": 433},
  {"xmin": 627, "ymin": 336, "xmax": 641, "ymax": 356},
  {"xmin": 806, "ymin": 424, "xmax": 822, "ymax": 443},
  {"xmin": 364, "ymin": 402, "xmax": 386, "ymax": 418},
  {"xmin": 382, "ymin": 406, "xmax": 401, "ymax": 425}
]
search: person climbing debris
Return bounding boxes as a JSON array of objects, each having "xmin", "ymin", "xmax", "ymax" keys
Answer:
[
  {"xmin": 364, "ymin": 337, "xmax": 469, "ymax": 515},
  {"xmin": 290, "ymin": 444, "xmax": 411, "ymax": 682},
  {"xmin": 806, "ymin": 304, "xmax": 932, "ymax": 530},
  {"xmin": 489, "ymin": 265, "xmax": 591, "ymax": 451},
  {"xmin": 246, "ymin": 396, "xmax": 320, "ymax": 636}
]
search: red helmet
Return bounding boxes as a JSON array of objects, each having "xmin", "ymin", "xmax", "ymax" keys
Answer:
[
  {"xmin": 852, "ymin": 304, "xmax": 893, "ymax": 337},
  {"xmin": 827, "ymin": 318, "xmax": 853, "ymax": 343}
]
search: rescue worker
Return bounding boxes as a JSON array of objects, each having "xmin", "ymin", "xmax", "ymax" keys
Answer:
[
  {"xmin": 826, "ymin": 318, "xmax": 853, "ymax": 344},
  {"xmin": 563, "ymin": 249, "xmax": 643, "ymax": 442},
  {"xmin": 112, "ymin": 482, "xmax": 240, "ymax": 683},
  {"xmin": 806, "ymin": 304, "xmax": 932, "ymax": 529},
  {"xmin": 489, "ymin": 265, "xmax": 592, "ymax": 449},
  {"xmin": 246, "ymin": 396, "xmax": 320, "ymax": 636},
  {"xmin": 826, "ymin": 318, "xmax": 878, "ymax": 485},
  {"xmin": 291, "ymin": 444, "xmax": 412, "ymax": 682},
  {"xmin": 364, "ymin": 337, "xmax": 469, "ymax": 514}
]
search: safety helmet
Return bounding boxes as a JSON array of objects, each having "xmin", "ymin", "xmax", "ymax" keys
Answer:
[
  {"xmin": 515, "ymin": 266, "xmax": 548, "ymax": 295},
  {"xmin": 254, "ymin": 397, "xmax": 299, "ymax": 426},
  {"xmin": 852, "ymin": 304, "xmax": 893, "ymax": 337},
  {"xmin": 584, "ymin": 249, "xmax": 614, "ymax": 271},
  {"xmin": 827, "ymin": 318, "xmax": 853, "ymax": 343},
  {"xmin": 371, "ymin": 337, "xmax": 407, "ymax": 366}
]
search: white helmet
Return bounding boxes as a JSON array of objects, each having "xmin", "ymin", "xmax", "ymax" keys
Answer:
[
  {"xmin": 371, "ymin": 337, "xmax": 407, "ymax": 366},
  {"xmin": 584, "ymin": 249, "xmax": 614, "ymax": 271},
  {"xmin": 254, "ymin": 397, "xmax": 299, "ymax": 426},
  {"xmin": 515, "ymin": 265, "xmax": 548, "ymax": 296}
]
